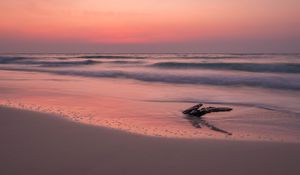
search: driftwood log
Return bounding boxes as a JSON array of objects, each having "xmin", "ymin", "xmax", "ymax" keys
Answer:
[
  {"xmin": 182, "ymin": 103, "xmax": 203, "ymax": 114},
  {"xmin": 182, "ymin": 103, "xmax": 233, "ymax": 135}
]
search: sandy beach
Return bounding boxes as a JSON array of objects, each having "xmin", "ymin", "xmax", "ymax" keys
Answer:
[{"xmin": 1, "ymin": 106, "xmax": 300, "ymax": 175}]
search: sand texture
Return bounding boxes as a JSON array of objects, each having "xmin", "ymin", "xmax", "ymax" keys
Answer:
[{"xmin": 1, "ymin": 107, "xmax": 300, "ymax": 175}]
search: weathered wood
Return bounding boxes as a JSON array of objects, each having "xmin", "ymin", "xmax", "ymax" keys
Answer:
[
  {"xmin": 182, "ymin": 103, "xmax": 203, "ymax": 114},
  {"xmin": 182, "ymin": 104, "xmax": 233, "ymax": 135},
  {"xmin": 183, "ymin": 106, "xmax": 232, "ymax": 117},
  {"xmin": 205, "ymin": 107, "xmax": 233, "ymax": 112}
]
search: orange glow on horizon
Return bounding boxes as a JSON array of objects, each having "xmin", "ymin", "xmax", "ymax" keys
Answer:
[{"xmin": 0, "ymin": 0, "xmax": 299, "ymax": 47}]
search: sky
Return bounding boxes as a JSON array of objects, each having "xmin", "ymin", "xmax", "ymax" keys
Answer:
[{"xmin": 0, "ymin": 0, "xmax": 299, "ymax": 53}]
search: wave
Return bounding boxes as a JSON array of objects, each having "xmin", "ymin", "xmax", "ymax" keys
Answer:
[
  {"xmin": 1, "ymin": 67, "xmax": 299, "ymax": 90},
  {"xmin": 151, "ymin": 62, "xmax": 300, "ymax": 73},
  {"xmin": 108, "ymin": 60, "xmax": 145, "ymax": 64},
  {"xmin": 39, "ymin": 60, "xmax": 100, "ymax": 67},
  {"xmin": 0, "ymin": 56, "xmax": 31, "ymax": 64},
  {"xmin": 0, "ymin": 56, "xmax": 146, "ymax": 66},
  {"xmin": 0, "ymin": 56, "xmax": 100, "ymax": 67},
  {"xmin": 76, "ymin": 55, "xmax": 145, "ymax": 59}
]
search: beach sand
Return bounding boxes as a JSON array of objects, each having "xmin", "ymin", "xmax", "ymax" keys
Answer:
[{"xmin": 1, "ymin": 107, "xmax": 300, "ymax": 175}]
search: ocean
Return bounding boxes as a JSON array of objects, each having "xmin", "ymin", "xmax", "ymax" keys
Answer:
[{"xmin": 0, "ymin": 53, "xmax": 300, "ymax": 142}]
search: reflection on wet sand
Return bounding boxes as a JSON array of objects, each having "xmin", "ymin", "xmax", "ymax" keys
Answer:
[{"xmin": 0, "ymin": 54, "xmax": 300, "ymax": 143}]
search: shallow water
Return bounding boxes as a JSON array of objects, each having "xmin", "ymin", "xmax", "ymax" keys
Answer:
[{"xmin": 0, "ymin": 53, "xmax": 300, "ymax": 142}]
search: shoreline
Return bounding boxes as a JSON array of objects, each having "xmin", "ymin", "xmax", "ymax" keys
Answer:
[
  {"xmin": 1, "ymin": 106, "xmax": 300, "ymax": 175},
  {"xmin": 1, "ymin": 102, "xmax": 300, "ymax": 143}
]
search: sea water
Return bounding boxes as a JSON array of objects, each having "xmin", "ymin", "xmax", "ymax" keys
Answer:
[{"xmin": 0, "ymin": 53, "xmax": 299, "ymax": 142}]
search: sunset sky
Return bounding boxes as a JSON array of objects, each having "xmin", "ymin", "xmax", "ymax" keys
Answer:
[{"xmin": 0, "ymin": 0, "xmax": 299, "ymax": 53}]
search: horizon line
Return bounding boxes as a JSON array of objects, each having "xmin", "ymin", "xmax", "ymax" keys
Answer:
[{"xmin": 0, "ymin": 52, "xmax": 299, "ymax": 55}]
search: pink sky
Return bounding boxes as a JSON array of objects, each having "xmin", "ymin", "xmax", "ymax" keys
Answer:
[{"xmin": 0, "ymin": 0, "xmax": 299, "ymax": 53}]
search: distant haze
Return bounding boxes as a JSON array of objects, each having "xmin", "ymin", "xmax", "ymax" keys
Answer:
[{"xmin": 0, "ymin": 0, "xmax": 299, "ymax": 53}]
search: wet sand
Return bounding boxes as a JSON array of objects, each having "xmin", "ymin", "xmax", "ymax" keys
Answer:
[
  {"xmin": 1, "ymin": 107, "xmax": 300, "ymax": 175},
  {"xmin": 1, "ymin": 69, "xmax": 300, "ymax": 142}
]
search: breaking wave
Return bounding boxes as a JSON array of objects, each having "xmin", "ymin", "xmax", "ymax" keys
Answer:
[
  {"xmin": 39, "ymin": 60, "xmax": 100, "ymax": 67},
  {"xmin": 0, "ymin": 56, "xmax": 30, "ymax": 64},
  {"xmin": 152, "ymin": 62, "xmax": 300, "ymax": 73},
  {"xmin": 0, "ymin": 56, "xmax": 100, "ymax": 67},
  {"xmin": 1, "ymin": 67, "xmax": 299, "ymax": 90},
  {"xmin": 76, "ymin": 55, "xmax": 145, "ymax": 59}
]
